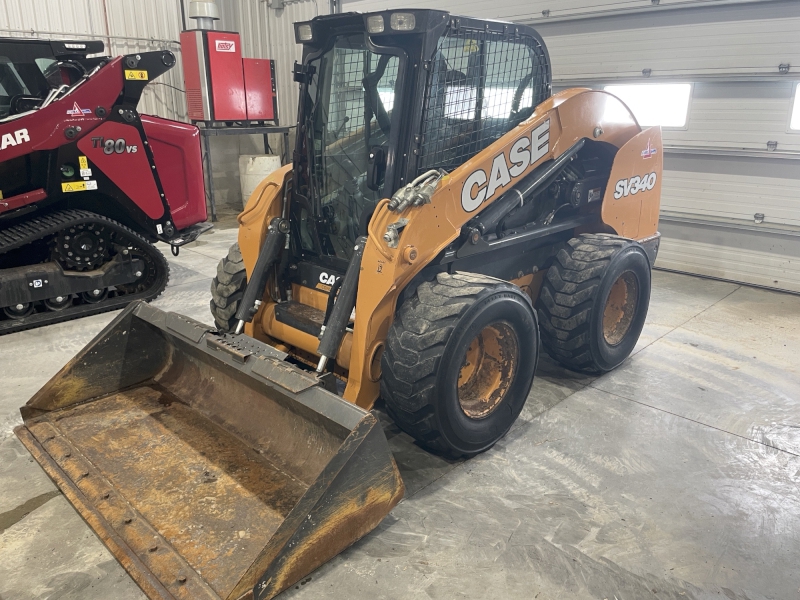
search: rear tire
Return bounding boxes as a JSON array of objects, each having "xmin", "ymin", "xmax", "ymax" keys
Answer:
[
  {"xmin": 381, "ymin": 272, "xmax": 539, "ymax": 458},
  {"xmin": 536, "ymin": 233, "xmax": 651, "ymax": 374},
  {"xmin": 210, "ymin": 243, "xmax": 247, "ymax": 332}
]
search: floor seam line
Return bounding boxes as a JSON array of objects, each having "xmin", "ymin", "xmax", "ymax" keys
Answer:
[
  {"xmin": 631, "ymin": 285, "xmax": 742, "ymax": 357},
  {"xmin": 588, "ymin": 384, "xmax": 800, "ymax": 458}
]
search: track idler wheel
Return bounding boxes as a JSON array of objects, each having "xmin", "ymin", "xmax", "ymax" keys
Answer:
[
  {"xmin": 81, "ymin": 288, "xmax": 108, "ymax": 303},
  {"xmin": 44, "ymin": 295, "xmax": 73, "ymax": 311},
  {"xmin": 3, "ymin": 302, "xmax": 34, "ymax": 319}
]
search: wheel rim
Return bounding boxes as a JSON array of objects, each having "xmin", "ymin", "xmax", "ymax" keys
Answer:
[
  {"xmin": 457, "ymin": 322, "xmax": 519, "ymax": 419},
  {"xmin": 602, "ymin": 271, "xmax": 639, "ymax": 346}
]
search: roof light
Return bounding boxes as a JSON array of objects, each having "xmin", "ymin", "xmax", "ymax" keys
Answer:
[
  {"xmin": 390, "ymin": 13, "xmax": 415, "ymax": 31},
  {"xmin": 64, "ymin": 43, "xmax": 87, "ymax": 50},
  {"xmin": 297, "ymin": 24, "xmax": 313, "ymax": 42},
  {"xmin": 367, "ymin": 16, "xmax": 385, "ymax": 33}
]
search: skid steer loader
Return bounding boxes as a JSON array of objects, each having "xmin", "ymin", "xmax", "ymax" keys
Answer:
[{"xmin": 16, "ymin": 10, "xmax": 662, "ymax": 600}]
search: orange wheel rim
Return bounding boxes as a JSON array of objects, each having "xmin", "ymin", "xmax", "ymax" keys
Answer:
[
  {"xmin": 457, "ymin": 322, "xmax": 518, "ymax": 419},
  {"xmin": 602, "ymin": 271, "xmax": 638, "ymax": 346}
]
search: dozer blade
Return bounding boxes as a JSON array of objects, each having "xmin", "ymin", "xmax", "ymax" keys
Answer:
[{"xmin": 15, "ymin": 301, "xmax": 404, "ymax": 600}]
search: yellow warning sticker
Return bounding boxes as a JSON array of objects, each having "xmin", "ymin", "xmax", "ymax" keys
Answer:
[
  {"xmin": 464, "ymin": 39, "xmax": 479, "ymax": 53},
  {"xmin": 125, "ymin": 69, "xmax": 149, "ymax": 81},
  {"xmin": 62, "ymin": 182, "xmax": 87, "ymax": 193},
  {"xmin": 0, "ymin": 190, "xmax": 3, "ymax": 200},
  {"xmin": 78, "ymin": 155, "xmax": 88, "ymax": 170}
]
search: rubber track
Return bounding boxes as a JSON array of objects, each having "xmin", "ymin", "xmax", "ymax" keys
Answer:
[
  {"xmin": 536, "ymin": 233, "xmax": 631, "ymax": 373},
  {"xmin": 380, "ymin": 272, "xmax": 509, "ymax": 458},
  {"xmin": 0, "ymin": 209, "xmax": 169, "ymax": 335}
]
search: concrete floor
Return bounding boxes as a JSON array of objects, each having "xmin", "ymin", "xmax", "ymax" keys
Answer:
[{"xmin": 1, "ymin": 225, "xmax": 799, "ymax": 600}]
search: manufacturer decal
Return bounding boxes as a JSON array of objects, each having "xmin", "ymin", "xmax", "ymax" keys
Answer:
[
  {"xmin": 1, "ymin": 128, "xmax": 30, "ymax": 150},
  {"xmin": 80, "ymin": 168, "xmax": 93, "ymax": 177},
  {"xmin": 91, "ymin": 137, "xmax": 138, "ymax": 154},
  {"xmin": 319, "ymin": 272, "xmax": 339, "ymax": 286},
  {"xmin": 614, "ymin": 172, "xmax": 657, "ymax": 199},
  {"xmin": 61, "ymin": 180, "xmax": 97, "ymax": 193},
  {"xmin": 124, "ymin": 69, "xmax": 149, "ymax": 81},
  {"xmin": 215, "ymin": 40, "xmax": 236, "ymax": 53},
  {"xmin": 587, "ymin": 187, "xmax": 603, "ymax": 203},
  {"xmin": 641, "ymin": 139, "xmax": 658, "ymax": 159},
  {"xmin": 67, "ymin": 102, "xmax": 92, "ymax": 116},
  {"xmin": 461, "ymin": 119, "xmax": 550, "ymax": 213}
]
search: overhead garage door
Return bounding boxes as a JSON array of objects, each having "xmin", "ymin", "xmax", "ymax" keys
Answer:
[{"xmin": 340, "ymin": 0, "xmax": 800, "ymax": 293}]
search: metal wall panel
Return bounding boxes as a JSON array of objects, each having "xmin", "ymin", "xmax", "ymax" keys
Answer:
[
  {"xmin": 535, "ymin": 2, "xmax": 800, "ymax": 82},
  {"xmin": 665, "ymin": 82, "xmax": 800, "ymax": 153},
  {"xmin": 1, "ymin": 0, "xmax": 106, "ymax": 36},
  {"xmin": 661, "ymin": 154, "xmax": 800, "ymax": 227},
  {"xmin": 339, "ymin": 0, "xmax": 777, "ymax": 22},
  {"xmin": 656, "ymin": 220, "xmax": 800, "ymax": 293}
]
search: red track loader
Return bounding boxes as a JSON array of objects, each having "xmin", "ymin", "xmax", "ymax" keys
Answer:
[{"xmin": 0, "ymin": 37, "xmax": 210, "ymax": 333}]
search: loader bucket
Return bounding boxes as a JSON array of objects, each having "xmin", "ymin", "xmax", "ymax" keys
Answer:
[{"xmin": 15, "ymin": 302, "xmax": 404, "ymax": 600}]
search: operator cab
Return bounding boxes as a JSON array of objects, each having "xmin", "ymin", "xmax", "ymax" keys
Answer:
[
  {"xmin": 289, "ymin": 10, "xmax": 551, "ymax": 287},
  {"xmin": 0, "ymin": 38, "xmax": 105, "ymax": 120}
]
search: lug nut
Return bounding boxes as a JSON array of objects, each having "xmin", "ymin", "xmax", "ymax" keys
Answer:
[
  {"xmin": 15, "ymin": 304, "xmax": 24, "ymax": 310},
  {"xmin": 135, "ymin": 271, "xmax": 142, "ymax": 277},
  {"xmin": 55, "ymin": 296, "xmax": 64, "ymax": 302},
  {"xmin": 92, "ymin": 289, "xmax": 101, "ymax": 296}
]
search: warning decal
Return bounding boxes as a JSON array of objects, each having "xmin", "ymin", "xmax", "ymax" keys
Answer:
[
  {"xmin": 125, "ymin": 70, "xmax": 149, "ymax": 81},
  {"xmin": 78, "ymin": 156, "xmax": 88, "ymax": 170},
  {"xmin": 62, "ymin": 181, "xmax": 98, "ymax": 193}
]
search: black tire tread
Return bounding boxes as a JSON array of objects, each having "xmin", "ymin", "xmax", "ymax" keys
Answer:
[
  {"xmin": 536, "ymin": 233, "xmax": 633, "ymax": 373},
  {"xmin": 381, "ymin": 272, "xmax": 510, "ymax": 458},
  {"xmin": 210, "ymin": 243, "xmax": 246, "ymax": 331}
]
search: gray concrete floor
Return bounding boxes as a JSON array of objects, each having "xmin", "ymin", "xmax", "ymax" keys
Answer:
[{"xmin": 2, "ymin": 227, "xmax": 799, "ymax": 600}]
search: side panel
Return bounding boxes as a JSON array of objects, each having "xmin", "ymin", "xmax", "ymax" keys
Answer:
[
  {"xmin": 206, "ymin": 31, "xmax": 247, "ymax": 121},
  {"xmin": 243, "ymin": 58, "xmax": 277, "ymax": 122},
  {"xmin": 77, "ymin": 122, "xmax": 164, "ymax": 220},
  {"xmin": 600, "ymin": 126, "xmax": 663, "ymax": 239},
  {"xmin": 141, "ymin": 115, "xmax": 207, "ymax": 230},
  {"xmin": 180, "ymin": 30, "xmax": 208, "ymax": 121}
]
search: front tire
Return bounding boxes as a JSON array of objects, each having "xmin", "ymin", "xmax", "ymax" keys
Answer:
[
  {"xmin": 536, "ymin": 234, "xmax": 651, "ymax": 374},
  {"xmin": 381, "ymin": 272, "xmax": 539, "ymax": 458},
  {"xmin": 210, "ymin": 243, "xmax": 247, "ymax": 331}
]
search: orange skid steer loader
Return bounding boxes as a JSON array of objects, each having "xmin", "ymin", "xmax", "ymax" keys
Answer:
[{"xmin": 16, "ymin": 10, "xmax": 662, "ymax": 600}]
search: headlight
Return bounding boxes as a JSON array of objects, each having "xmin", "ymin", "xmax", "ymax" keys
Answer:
[
  {"xmin": 367, "ymin": 16, "xmax": 384, "ymax": 33},
  {"xmin": 390, "ymin": 13, "xmax": 415, "ymax": 31},
  {"xmin": 297, "ymin": 24, "xmax": 313, "ymax": 42}
]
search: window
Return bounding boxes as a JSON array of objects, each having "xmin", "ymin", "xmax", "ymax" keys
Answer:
[
  {"xmin": 418, "ymin": 29, "xmax": 550, "ymax": 173},
  {"xmin": 790, "ymin": 83, "xmax": 800, "ymax": 131},
  {"xmin": 604, "ymin": 83, "xmax": 692, "ymax": 128}
]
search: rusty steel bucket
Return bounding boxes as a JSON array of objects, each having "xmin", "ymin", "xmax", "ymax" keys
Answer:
[{"xmin": 15, "ymin": 301, "xmax": 403, "ymax": 600}]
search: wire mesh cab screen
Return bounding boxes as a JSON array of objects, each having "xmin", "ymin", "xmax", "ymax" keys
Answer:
[{"xmin": 418, "ymin": 26, "xmax": 550, "ymax": 174}]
